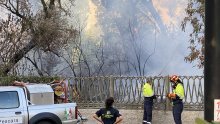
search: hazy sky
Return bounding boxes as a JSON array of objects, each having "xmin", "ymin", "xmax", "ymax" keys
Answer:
[
  {"xmin": 0, "ymin": 0, "xmax": 203, "ymax": 76},
  {"xmin": 77, "ymin": 0, "xmax": 203, "ymax": 76},
  {"xmin": 152, "ymin": 0, "xmax": 203, "ymax": 76}
]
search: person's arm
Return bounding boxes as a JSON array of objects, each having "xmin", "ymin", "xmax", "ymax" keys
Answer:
[
  {"xmin": 92, "ymin": 114, "xmax": 103, "ymax": 124},
  {"xmin": 114, "ymin": 115, "xmax": 123, "ymax": 124}
]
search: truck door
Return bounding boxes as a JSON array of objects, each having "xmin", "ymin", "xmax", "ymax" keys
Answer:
[{"xmin": 0, "ymin": 90, "xmax": 27, "ymax": 124}]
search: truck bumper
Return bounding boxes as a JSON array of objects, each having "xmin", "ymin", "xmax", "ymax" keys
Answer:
[{"xmin": 62, "ymin": 119, "xmax": 78, "ymax": 124}]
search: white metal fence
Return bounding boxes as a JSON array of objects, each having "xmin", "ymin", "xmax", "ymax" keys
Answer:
[{"xmin": 67, "ymin": 76, "xmax": 204, "ymax": 111}]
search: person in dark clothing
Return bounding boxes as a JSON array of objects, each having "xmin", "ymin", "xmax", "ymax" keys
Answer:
[
  {"xmin": 142, "ymin": 81, "xmax": 156, "ymax": 124},
  {"xmin": 93, "ymin": 97, "xmax": 123, "ymax": 124},
  {"xmin": 167, "ymin": 75, "xmax": 185, "ymax": 124}
]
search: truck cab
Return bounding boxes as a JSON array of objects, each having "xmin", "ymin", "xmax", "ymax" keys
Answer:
[
  {"xmin": 0, "ymin": 87, "xmax": 29, "ymax": 124},
  {"xmin": 0, "ymin": 85, "xmax": 80, "ymax": 124}
]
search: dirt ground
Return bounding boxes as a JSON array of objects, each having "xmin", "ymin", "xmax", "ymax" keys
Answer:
[{"xmin": 78, "ymin": 109, "xmax": 203, "ymax": 124}]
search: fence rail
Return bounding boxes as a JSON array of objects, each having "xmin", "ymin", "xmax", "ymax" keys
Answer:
[
  {"xmin": 66, "ymin": 76, "xmax": 204, "ymax": 111},
  {"xmin": 0, "ymin": 76, "xmax": 203, "ymax": 110}
]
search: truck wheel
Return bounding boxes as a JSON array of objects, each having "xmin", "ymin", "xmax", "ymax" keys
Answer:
[{"xmin": 37, "ymin": 120, "xmax": 53, "ymax": 124}]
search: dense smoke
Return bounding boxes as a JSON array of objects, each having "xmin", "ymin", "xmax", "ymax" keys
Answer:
[{"xmin": 77, "ymin": 0, "xmax": 203, "ymax": 76}]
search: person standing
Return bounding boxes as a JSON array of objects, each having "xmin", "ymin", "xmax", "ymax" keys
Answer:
[
  {"xmin": 93, "ymin": 97, "xmax": 123, "ymax": 124},
  {"xmin": 142, "ymin": 81, "xmax": 156, "ymax": 124},
  {"xmin": 167, "ymin": 75, "xmax": 185, "ymax": 124}
]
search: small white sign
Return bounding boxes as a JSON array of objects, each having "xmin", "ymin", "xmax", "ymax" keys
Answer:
[
  {"xmin": 214, "ymin": 99, "xmax": 220, "ymax": 122},
  {"xmin": 0, "ymin": 117, "xmax": 23, "ymax": 124}
]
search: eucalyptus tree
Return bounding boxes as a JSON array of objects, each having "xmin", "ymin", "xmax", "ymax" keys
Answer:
[
  {"xmin": 182, "ymin": 0, "xmax": 205, "ymax": 68},
  {"xmin": 0, "ymin": 0, "xmax": 77, "ymax": 76}
]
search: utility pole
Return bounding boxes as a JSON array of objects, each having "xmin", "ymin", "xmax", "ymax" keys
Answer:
[{"xmin": 205, "ymin": 0, "xmax": 220, "ymax": 122}]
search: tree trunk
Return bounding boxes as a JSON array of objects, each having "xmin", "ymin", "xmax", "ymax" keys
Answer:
[{"xmin": 3, "ymin": 39, "xmax": 36, "ymax": 76}]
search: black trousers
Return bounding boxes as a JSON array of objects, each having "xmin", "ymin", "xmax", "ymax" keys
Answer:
[
  {"xmin": 143, "ymin": 97, "xmax": 153, "ymax": 123},
  {"xmin": 172, "ymin": 102, "xmax": 183, "ymax": 124}
]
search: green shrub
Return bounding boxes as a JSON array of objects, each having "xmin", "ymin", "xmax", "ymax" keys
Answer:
[
  {"xmin": 0, "ymin": 76, "xmax": 60, "ymax": 86},
  {"xmin": 195, "ymin": 118, "xmax": 220, "ymax": 124}
]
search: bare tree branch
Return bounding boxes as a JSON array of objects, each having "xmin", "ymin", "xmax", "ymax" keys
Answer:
[
  {"xmin": 49, "ymin": 0, "xmax": 55, "ymax": 9},
  {"xmin": 24, "ymin": 56, "xmax": 44, "ymax": 76},
  {"xmin": 3, "ymin": 39, "xmax": 36, "ymax": 75},
  {"xmin": 40, "ymin": 0, "xmax": 49, "ymax": 17}
]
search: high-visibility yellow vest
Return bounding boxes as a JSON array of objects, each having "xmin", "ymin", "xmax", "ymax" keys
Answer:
[
  {"xmin": 173, "ymin": 83, "xmax": 185, "ymax": 99},
  {"xmin": 142, "ymin": 82, "xmax": 154, "ymax": 97}
]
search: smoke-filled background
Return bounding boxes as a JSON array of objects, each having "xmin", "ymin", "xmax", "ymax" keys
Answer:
[
  {"xmin": 70, "ymin": 0, "xmax": 203, "ymax": 76},
  {"xmin": 0, "ymin": 0, "xmax": 203, "ymax": 76}
]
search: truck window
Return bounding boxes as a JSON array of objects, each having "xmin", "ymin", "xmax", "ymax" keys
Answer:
[{"xmin": 0, "ymin": 91, "xmax": 20, "ymax": 109}]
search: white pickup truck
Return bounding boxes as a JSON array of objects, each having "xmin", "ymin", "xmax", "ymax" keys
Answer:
[{"xmin": 0, "ymin": 85, "xmax": 81, "ymax": 124}]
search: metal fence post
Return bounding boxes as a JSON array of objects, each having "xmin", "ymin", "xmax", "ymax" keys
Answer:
[
  {"xmin": 109, "ymin": 76, "xmax": 114, "ymax": 97},
  {"xmin": 165, "ymin": 75, "xmax": 171, "ymax": 111},
  {"xmin": 205, "ymin": 0, "xmax": 220, "ymax": 122}
]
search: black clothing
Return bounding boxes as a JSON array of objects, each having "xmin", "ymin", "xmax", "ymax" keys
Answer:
[
  {"xmin": 143, "ymin": 97, "xmax": 154, "ymax": 123},
  {"xmin": 173, "ymin": 102, "xmax": 183, "ymax": 124},
  {"xmin": 96, "ymin": 107, "xmax": 121, "ymax": 124},
  {"xmin": 172, "ymin": 82, "xmax": 183, "ymax": 124}
]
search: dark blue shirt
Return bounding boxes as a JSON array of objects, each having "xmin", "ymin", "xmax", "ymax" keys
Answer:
[{"xmin": 95, "ymin": 107, "xmax": 121, "ymax": 124}]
